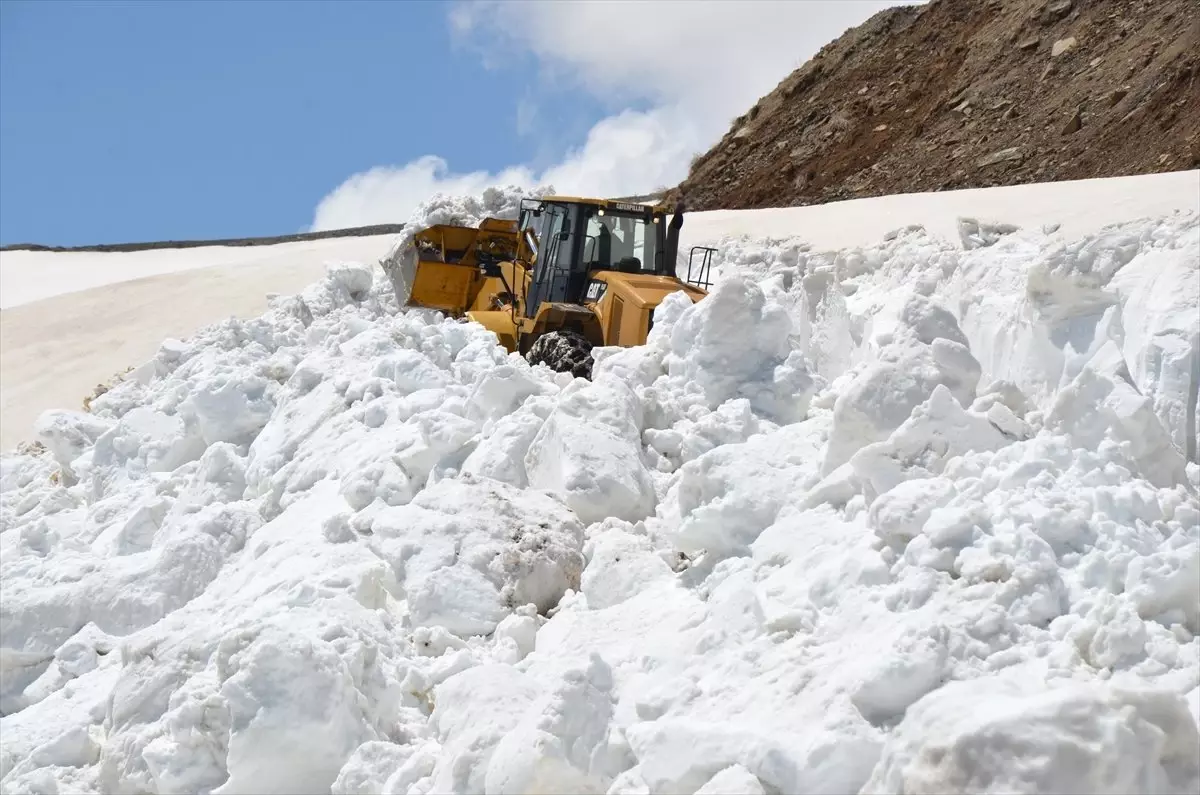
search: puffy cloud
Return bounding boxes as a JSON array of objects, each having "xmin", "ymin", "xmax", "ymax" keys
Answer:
[{"xmin": 310, "ymin": 0, "xmax": 911, "ymax": 231}]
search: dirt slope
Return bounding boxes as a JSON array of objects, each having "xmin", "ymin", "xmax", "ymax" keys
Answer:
[{"xmin": 676, "ymin": 0, "xmax": 1199, "ymax": 210}]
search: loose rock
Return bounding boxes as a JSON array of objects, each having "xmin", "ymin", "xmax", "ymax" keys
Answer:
[
  {"xmin": 1061, "ymin": 106, "xmax": 1082, "ymax": 135},
  {"xmin": 1051, "ymin": 37, "xmax": 1078, "ymax": 57}
]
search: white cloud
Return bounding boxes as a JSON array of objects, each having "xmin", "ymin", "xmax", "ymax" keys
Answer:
[
  {"xmin": 310, "ymin": 0, "xmax": 910, "ymax": 231},
  {"xmin": 310, "ymin": 156, "xmax": 534, "ymax": 231}
]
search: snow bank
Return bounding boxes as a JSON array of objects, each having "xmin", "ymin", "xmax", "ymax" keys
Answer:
[{"xmin": 2, "ymin": 184, "xmax": 1198, "ymax": 795}]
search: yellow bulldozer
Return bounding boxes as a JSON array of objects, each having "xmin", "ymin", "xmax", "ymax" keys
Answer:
[{"xmin": 383, "ymin": 195, "xmax": 717, "ymax": 378}]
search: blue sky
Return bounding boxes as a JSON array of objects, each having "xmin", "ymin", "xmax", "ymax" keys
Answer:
[{"xmin": 0, "ymin": 0, "xmax": 900, "ymax": 246}]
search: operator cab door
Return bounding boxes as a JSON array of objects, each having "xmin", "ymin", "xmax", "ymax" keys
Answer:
[{"xmin": 523, "ymin": 202, "xmax": 582, "ymax": 318}]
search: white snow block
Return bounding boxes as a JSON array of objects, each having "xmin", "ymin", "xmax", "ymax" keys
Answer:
[
  {"xmin": 33, "ymin": 409, "xmax": 114, "ymax": 479},
  {"xmin": 850, "ymin": 384, "xmax": 1009, "ymax": 500},
  {"xmin": 823, "ymin": 343, "xmax": 981, "ymax": 475},
  {"xmin": 212, "ymin": 626, "xmax": 376, "ymax": 795},
  {"xmin": 426, "ymin": 664, "xmax": 543, "ymax": 794},
  {"xmin": 695, "ymin": 765, "xmax": 767, "ymax": 795},
  {"xmin": 1046, "ymin": 341, "xmax": 1188, "ymax": 488},
  {"xmin": 178, "ymin": 373, "xmax": 277, "ymax": 447},
  {"xmin": 461, "ymin": 396, "xmax": 555, "ymax": 488},
  {"xmin": 371, "ymin": 475, "xmax": 585, "ymax": 638},
  {"xmin": 864, "ymin": 672, "xmax": 1200, "ymax": 794},
  {"xmin": 483, "ymin": 653, "xmax": 619, "ymax": 794},
  {"xmin": 525, "ymin": 378, "xmax": 655, "ymax": 526},
  {"xmin": 1136, "ymin": 330, "xmax": 1198, "ymax": 463},
  {"xmin": 580, "ymin": 523, "xmax": 674, "ymax": 609}
]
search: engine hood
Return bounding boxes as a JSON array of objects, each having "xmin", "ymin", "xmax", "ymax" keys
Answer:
[{"xmin": 595, "ymin": 272, "xmax": 707, "ymax": 310}]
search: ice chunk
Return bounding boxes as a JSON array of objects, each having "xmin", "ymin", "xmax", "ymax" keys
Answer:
[
  {"xmin": 864, "ymin": 672, "xmax": 1200, "ymax": 794},
  {"xmin": 525, "ymin": 378, "xmax": 655, "ymax": 525}
]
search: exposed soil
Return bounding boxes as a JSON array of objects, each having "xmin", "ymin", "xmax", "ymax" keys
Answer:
[{"xmin": 674, "ymin": 0, "xmax": 1199, "ymax": 210}]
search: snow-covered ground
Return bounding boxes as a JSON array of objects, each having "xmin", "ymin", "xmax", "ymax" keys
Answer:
[
  {"xmin": 0, "ymin": 234, "xmax": 401, "ymax": 310},
  {"xmin": 0, "ymin": 235, "xmax": 401, "ymax": 452},
  {"xmin": 1, "ymin": 176, "xmax": 1199, "ymax": 794}
]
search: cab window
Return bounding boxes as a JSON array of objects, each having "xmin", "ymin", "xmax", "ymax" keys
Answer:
[{"xmin": 583, "ymin": 212, "xmax": 660, "ymax": 273}]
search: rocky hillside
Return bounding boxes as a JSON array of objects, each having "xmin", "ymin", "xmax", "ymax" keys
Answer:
[{"xmin": 676, "ymin": 0, "xmax": 1199, "ymax": 210}]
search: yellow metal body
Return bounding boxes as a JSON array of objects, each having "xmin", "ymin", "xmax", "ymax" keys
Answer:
[{"xmin": 404, "ymin": 195, "xmax": 707, "ymax": 354}]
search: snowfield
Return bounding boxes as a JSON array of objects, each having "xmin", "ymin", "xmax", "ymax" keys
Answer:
[
  {"xmin": 1, "ymin": 177, "xmax": 1199, "ymax": 795},
  {"xmin": 0, "ymin": 235, "xmax": 401, "ymax": 452}
]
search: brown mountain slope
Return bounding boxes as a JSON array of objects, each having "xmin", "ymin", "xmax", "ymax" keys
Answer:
[{"xmin": 675, "ymin": 0, "xmax": 1199, "ymax": 211}]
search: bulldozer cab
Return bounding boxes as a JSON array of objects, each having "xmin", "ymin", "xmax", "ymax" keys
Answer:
[{"xmin": 518, "ymin": 197, "xmax": 669, "ymax": 319}]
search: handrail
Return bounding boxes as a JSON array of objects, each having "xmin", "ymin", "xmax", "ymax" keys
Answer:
[{"xmin": 686, "ymin": 246, "xmax": 717, "ymax": 289}]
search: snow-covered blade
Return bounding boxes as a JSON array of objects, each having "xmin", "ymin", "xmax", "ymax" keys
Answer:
[{"xmin": 1, "ymin": 185, "xmax": 1198, "ymax": 795}]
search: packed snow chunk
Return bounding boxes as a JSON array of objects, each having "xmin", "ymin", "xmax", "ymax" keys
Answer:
[
  {"xmin": 1136, "ymin": 330, "xmax": 1199, "ymax": 463},
  {"xmin": 695, "ymin": 764, "xmax": 766, "ymax": 795},
  {"xmin": 7, "ymin": 623, "xmax": 114, "ymax": 714},
  {"xmin": 484, "ymin": 653, "xmax": 620, "ymax": 794},
  {"xmin": 856, "ymin": 291, "xmax": 969, "ymax": 363},
  {"xmin": 525, "ymin": 377, "xmax": 655, "ymax": 525},
  {"xmin": 372, "ymin": 349, "xmax": 452, "ymax": 394},
  {"xmin": 213, "ymin": 625, "xmax": 378, "ymax": 795},
  {"xmin": 580, "ymin": 520, "xmax": 674, "ymax": 609},
  {"xmin": 407, "ymin": 565, "xmax": 509, "ymax": 639},
  {"xmin": 168, "ymin": 442, "xmax": 248, "ymax": 519},
  {"xmin": 460, "ymin": 396, "xmax": 555, "ymax": 488},
  {"xmin": 425, "ymin": 663, "xmax": 544, "ymax": 793},
  {"xmin": 625, "ymin": 718, "xmax": 880, "ymax": 795},
  {"xmin": 33, "ymin": 410, "xmax": 113, "ymax": 480},
  {"xmin": 244, "ymin": 378, "xmax": 351, "ymax": 499},
  {"xmin": 1, "ymin": 726, "xmax": 101, "ymax": 785},
  {"xmin": 957, "ymin": 217, "xmax": 1020, "ymax": 250},
  {"xmin": 178, "ymin": 372, "xmax": 277, "ymax": 446},
  {"xmin": 327, "ymin": 261, "xmax": 375, "ymax": 302},
  {"xmin": 791, "ymin": 266, "xmax": 856, "ymax": 383},
  {"xmin": 465, "ymin": 362, "xmax": 552, "ymax": 426},
  {"xmin": 849, "ymin": 629, "xmax": 948, "ymax": 726},
  {"xmin": 665, "ymin": 419, "xmax": 826, "ymax": 557},
  {"xmin": 822, "ymin": 331, "xmax": 982, "ymax": 475},
  {"xmin": 663, "ymin": 275, "xmax": 817, "ymax": 424},
  {"xmin": 850, "ymin": 385, "xmax": 1011, "ymax": 500},
  {"xmin": 331, "ymin": 741, "xmax": 416, "ymax": 795},
  {"xmin": 970, "ymin": 378, "xmax": 1031, "ymax": 417},
  {"xmin": 88, "ymin": 406, "xmax": 206, "ymax": 494},
  {"xmin": 1046, "ymin": 341, "xmax": 1188, "ymax": 488},
  {"xmin": 1, "ymin": 516, "xmax": 226, "ymax": 658},
  {"xmin": 869, "ymin": 476, "xmax": 958, "ymax": 550},
  {"xmin": 371, "ymin": 474, "xmax": 585, "ymax": 636},
  {"xmin": 864, "ymin": 671, "xmax": 1200, "ymax": 794},
  {"xmin": 645, "ymin": 398, "xmax": 762, "ymax": 471},
  {"xmin": 1124, "ymin": 533, "xmax": 1200, "ymax": 632},
  {"xmin": 494, "ymin": 608, "xmax": 541, "ymax": 663}
]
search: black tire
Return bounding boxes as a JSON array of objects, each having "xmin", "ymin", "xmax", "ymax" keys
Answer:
[{"xmin": 525, "ymin": 330, "xmax": 595, "ymax": 379}]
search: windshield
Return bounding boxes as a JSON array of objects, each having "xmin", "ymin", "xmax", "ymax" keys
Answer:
[{"xmin": 582, "ymin": 212, "xmax": 662, "ymax": 274}]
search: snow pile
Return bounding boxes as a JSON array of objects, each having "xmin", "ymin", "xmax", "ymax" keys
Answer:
[
  {"xmin": 1, "ymin": 188, "xmax": 1199, "ymax": 795},
  {"xmin": 378, "ymin": 184, "xmax": 553, "ymax": 307}
]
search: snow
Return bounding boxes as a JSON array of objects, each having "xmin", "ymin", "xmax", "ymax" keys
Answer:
[
  {"xmin": 0, "ymin": 234, "xmax": 399, "ymax": 310},
  {"xmin": 1, "ymin": 174, "xmax": 1199, "ymax": 794},
  {"xmin": 0, "ymin": 235, "xmax": 401, "ymax": 452},
  {"xmin": 677, "ymin": 168, "xmax": 1200, "ymax": 254}
]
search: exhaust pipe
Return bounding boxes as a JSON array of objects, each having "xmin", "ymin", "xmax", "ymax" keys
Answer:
[{"xmin": 664, "ymin": 195, "xmax": 686, "ymax": 276}]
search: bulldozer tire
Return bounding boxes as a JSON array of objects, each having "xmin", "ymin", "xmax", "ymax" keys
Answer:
[{"xmin": 526, "ymin": 330, "xmax": 594, "ymax": 379}]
